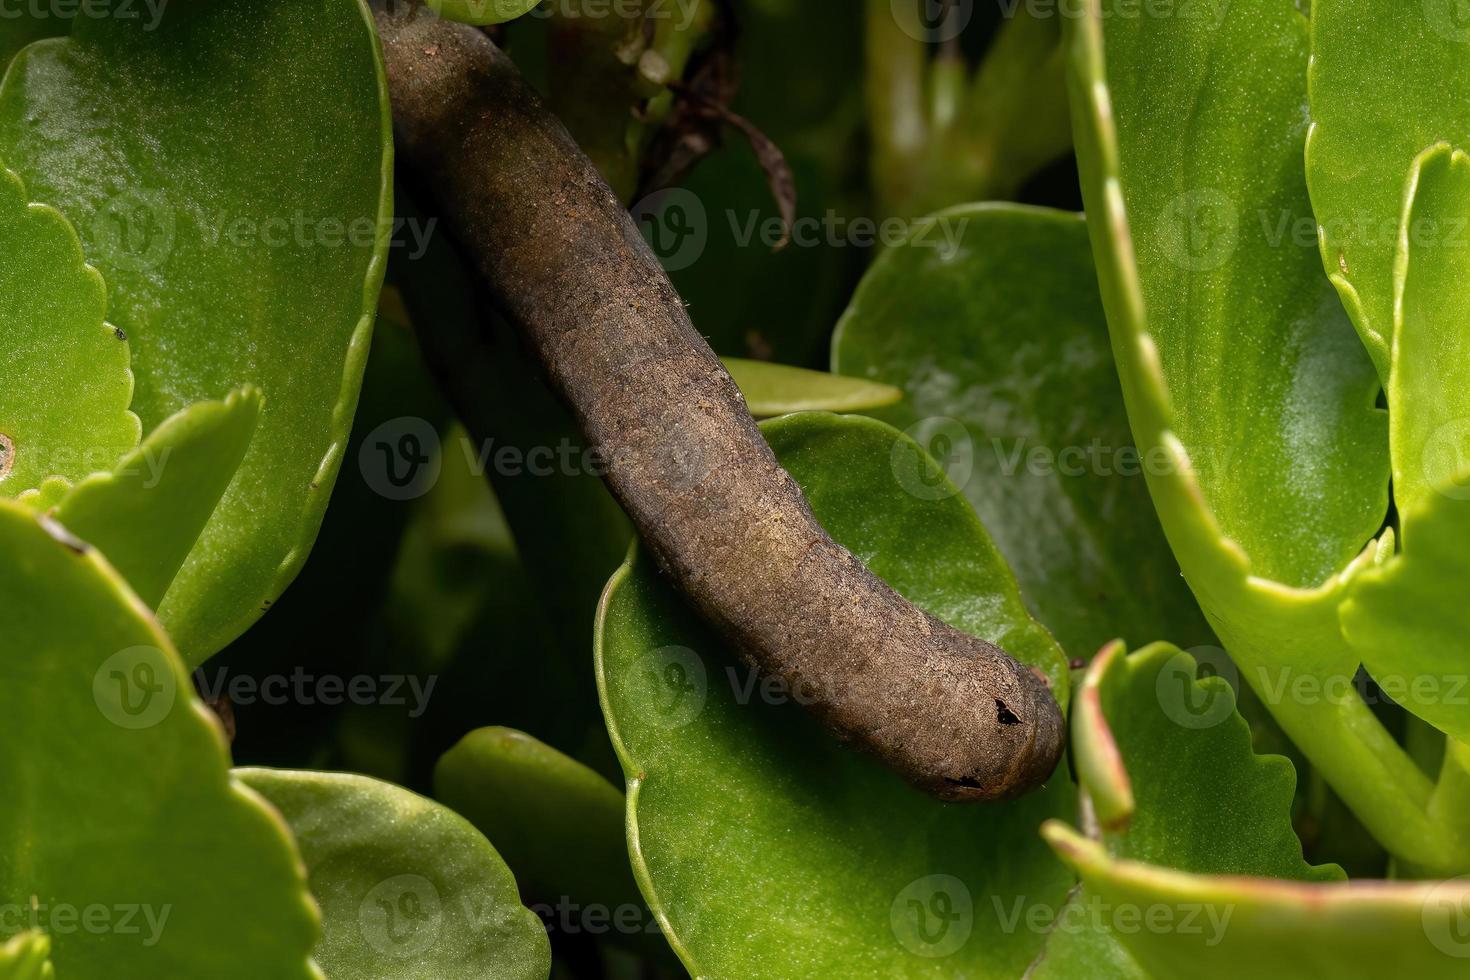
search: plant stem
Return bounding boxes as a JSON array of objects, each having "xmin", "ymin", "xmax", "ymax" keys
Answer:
[
  {"xmin": 866, "ymin": 2, "xmax": 1073, "ymax": 217},
  {"xmin": 865, "ymin": 0, "xmax": 930, "ymax": 216}
]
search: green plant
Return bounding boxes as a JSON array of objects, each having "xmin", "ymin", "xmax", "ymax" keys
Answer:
[{"xmin": 3, "ymin": 1, "xmax": 1469, "ymax": 977}]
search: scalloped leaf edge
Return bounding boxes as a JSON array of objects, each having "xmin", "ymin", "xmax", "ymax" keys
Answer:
[{"xmin": 0, "ymin": 165, "xmax": 141, "ymax": 495}]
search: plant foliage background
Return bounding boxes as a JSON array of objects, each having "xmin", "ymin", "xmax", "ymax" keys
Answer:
[{"xmin": 1, "ymin": 1, "xmax": 1468, "ymax": 978}]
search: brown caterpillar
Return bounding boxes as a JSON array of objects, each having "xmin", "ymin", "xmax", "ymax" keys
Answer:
[{"xmin": 373, "ymin": 0, "xmax": 1064, "ymax": 801}]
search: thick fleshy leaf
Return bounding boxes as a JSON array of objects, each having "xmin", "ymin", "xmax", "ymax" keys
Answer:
[
  {"xmin": 1036, "ymin": 643, "xmax": 1344, "ymax": 978},
  {"xmin": 0, "ymin": 500, "xmax": 319, "ymax": 977},
  {"xmin": 833, "ymin": 203, "xmax": 1211, "ymax": 658},
  {"xmin": 0, "ymin": 0, "xmax": 393, "ymax": 659},
  {"xmin": 1045, "ymin": 826, "xmax": 1470, "ymax": 980},
  {"xmin": 434, "ymin": 728, "xmax": 673, "ymax": 959},
  {"xmin": 238, "ymin": 768, "xmax": 552, "ymax": 980},
  {"xmin": 1306, "ymin": 0, "xmax": 1470, "ymax": 379},
  {"xmin": 1070, "ymin": 643, "xmax": 1334, "ymax": 879},
  {"xmin": 1338, "ymin": 147, "xmax": 1470, "ymax": 743},
  {"xmin": 1061, "ymin": 0, "xmax": 1456, "ymax": 870},
  {"xmin": 434, "ymin": 728, "xmax": 643, "ymax": 919},
  {"xmin": 0, "ymin": 167, "xmax": 139, "ymax": 495},
  {"xmin": 1343, "ymin": 501, "xmax": 1470, "ymax": 746},
  {"xmin": 1027, "ymin": 899, "xmax": 1148, "ymax": 980},
  {"xmin": 45, "ymin": 387, "xmax": 262, "ymax": 612},
  {"xmin": 0, "ymin": 933, "xmax": 52, "ymax": 980},
  {"xmin": 1383, "ymin": 145, "xmax": 1470, "ymax": 519},
  {"xmin": 206, "ymin": 294, "xmax": 460, "ymax": 780},
  {"xmin": 723, "ymin": 358, "xmax": 901, "ymax": 418},
  {"xmin": 1068, "ymin": 0, "xmax": 1386, "ymax": 591},
  {"xmin": 597, "ymin": 412, "xmax": 1073, "ymax": 978}
]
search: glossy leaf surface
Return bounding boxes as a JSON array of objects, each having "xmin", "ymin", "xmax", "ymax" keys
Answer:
[
  {"xmin": 597, "ymin": 412, "xmax": 1073, "ymax": 978},
  {"xmin": 48, "ymin": 387, "xmax": 261, "ymax": 613},
  {"xmin": 0, "ymin": 0, "xmax": 393, "ymax": 659},
  {"xmin": 0, "ymin": 501, "xmax": 319, "ymax": 978},
  {"xmin": 1037, "ymin": 643, "xmax": 1354, "ymax": 979},
  {"xmin": 1340, "ymin": 146, "xmax": 1470, "ymax": 743},
  {"xmin": 723, "ymin": 358, "xmax": 901, "ymax": 419},
  {"xmin": 240, "ymin": 768, "xmax": 551, "ymax": 980},
  {"xmin": 1070, "ymin": 0, "xmax": 1386, "ymax": 590},
  {"xmin": 1069, "ymin": 643, "xmax": 1333, "ymax": 879},
  {"xmin": 434, "ymin": 728, "xmax": 644, "ymax": 920},
  {"xmin": 1306, "ymin": 0, "xmax": 1470, "ymax": 378},
  {"xmin": 0, "ymin": 167, "xmax": 138, "ymax": 495},
  {"xmin": 1046, "ymin": 826, "xmax": 1470, "ymax": 979},
  {"xmin": 1060, "ymin": 0, "xmax": 1453, "ymax": 870},
  {"xmin": 834, "ymin": 204, "xmax": 1210, "ymax": 658}
]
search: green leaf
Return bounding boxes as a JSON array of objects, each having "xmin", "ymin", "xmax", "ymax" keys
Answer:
[
  {"xmin": 434, "ymin": 728, "xmax": 670, "ymax": 958},
  {"xmin": 723, "ymin": 358, "xmax": 902, "ymax": 418},
  {"xmin": 1383, "ymin": 145, "xmax": 1470, "ymax": 519},
  {"xmin": 833, "ymin": 203, "xmax": 1211, "ymax": 658},
  {"xmin": 426, "ymin": 0, "xmax": 542, "ymax": 26},
  {"xmin": 1061, "ymin": 0, "xmax": 1456, "ymax": 870},
  {"xmin": 1045, "ymin": 825, "xmax": 1470, "ymax": 979},
  {"xmin": 1036, "ymin": 643, "xmax": 1352, "ymax": 978},
  {"xmin": 434, "ymin": 727, "xmax": 642, "ymax": 918},
  {"xmin": 45, "ymin": 386, "xmax": 262, "ymax": 612},
  {"xmin": 0, "ymin": 0, "xmax": 393, "ymax": 661},
  {"xmin": 0, "ymin": 166, "xmax": 139, "ymax": 496},
  {"xmin": 1026, "ymin": 892, "xmax": 1149, "ymax": 980},
  {"xmin": 1070, "ymin": 0, "xmax": 1386, "ymax": 591},
  {"xmin": 238, "ymin": 768, "xmax": 552, "ymax": 980},
  {"xmin": 1306, "ymin": 0, "xmax": 1470, "ymax": 380},
  {"xmin": 1344, "ymin": 489, "xmax": 1470, "ymax": 743},
  {"xmin": 596, "ymin": 411, "xmax": 1073, "ymax": 978},
  {"xmin": 1338, "ymin": 147, "xmax": 1470, "ymax": 745},
  {"xmin": 1072, "ymin": 643, "xmax": 1335, "ymax": 879},
  {"xmin": 0, "ymin": 500, "xmax": 318, "ymax": 977},
  {"xmin": 0, "ymin": 933, "xmax": 53, "ymax": 980}
]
